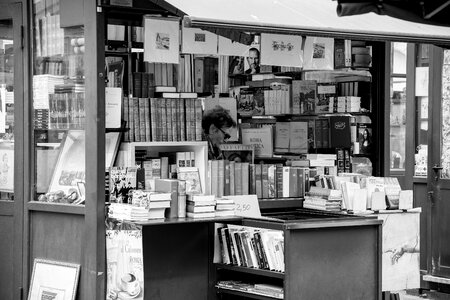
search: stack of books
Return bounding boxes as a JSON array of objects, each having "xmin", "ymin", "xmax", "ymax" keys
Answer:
[
  {"xmin": 108, "ymin": 203, "xmax": 151, "ymax": 221},
  {"xmin": 186, "ymin": 194, "xmax": 216, "ymax": 218},
  {"xmin": 303, "ymin": 186, "xmax": 342, "ymax": 212},
  {"xmin": 215, "ymin": 198, "xmax": 236, "ymax": 217},
  {"xmin": 132, "ymin": 190, "xmax": 172, "ymax": 219}
]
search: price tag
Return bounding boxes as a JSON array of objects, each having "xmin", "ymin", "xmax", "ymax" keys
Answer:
[{"xmin": 224, "ymin": 195, "xmax": 261, "ymax": 218}]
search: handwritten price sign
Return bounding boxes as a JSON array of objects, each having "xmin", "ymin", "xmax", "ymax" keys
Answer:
[{"xmin": 224, "ymin": 195, "xmax": 261, "ymax": 218}]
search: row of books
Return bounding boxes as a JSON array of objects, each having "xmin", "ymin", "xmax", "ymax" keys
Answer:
[
  {"xmin": 123, "ymin": 94, "xmax": 203, "ymax": 142},
  {"xmin": 34, "ymin": 92, "xmax": 86, "ymax": 130},
  {"xmin": 206, "ymin": 160, "xmax": 308, "ymax": 200},
  {"xmin": 232, "ymin": 77, "xmax": 370, "ymax": 117},
  {"xmin": 217, "ymin": 224, "xmax": 285, "ymax": 272}
]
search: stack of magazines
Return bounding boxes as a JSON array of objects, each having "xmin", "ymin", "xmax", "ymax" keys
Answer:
[{"xmin": 303, "ymin": 186, "xmax": 342, "ymax": 212}]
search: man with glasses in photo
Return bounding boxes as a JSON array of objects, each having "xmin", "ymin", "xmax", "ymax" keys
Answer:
[{"xmin": 202, "ymin": 106, "xmax": 237, "ymax": 160}]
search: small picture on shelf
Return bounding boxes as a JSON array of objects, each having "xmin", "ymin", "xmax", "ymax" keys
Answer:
[
  {"xmin": 358, "ymin": 125, "xmax": 373, "ymax": 154},
  {"xmin": 229, "ymin": 56, "xmax": 245, "ymax": 75}
]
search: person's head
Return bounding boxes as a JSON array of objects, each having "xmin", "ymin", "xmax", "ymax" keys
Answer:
[
  {"xmin": 247, "ymin": 48, "xmax": 260, "ymax": 73},
  {"xmin": 363, "ymin": 129, "xmax": 370, "ymax": 140},
  {"xmin": 202, "ymin": 106, "xmax": 237, "ymax": 146}
]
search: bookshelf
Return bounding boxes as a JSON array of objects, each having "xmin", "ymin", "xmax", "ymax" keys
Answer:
[{"xmin": 122, "ymin": 141, "xmax": 208, "ymax": 191}]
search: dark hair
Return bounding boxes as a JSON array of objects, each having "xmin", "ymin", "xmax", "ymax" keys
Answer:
[
  {"xmin": 202, "ymin": 105, "xmax": 236, "ymax": 134},
  {"xmin": 249, "ymin": 47, "xmax": 260, "ymax": 55}
]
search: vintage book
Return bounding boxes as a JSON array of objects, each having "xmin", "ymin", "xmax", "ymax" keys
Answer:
[
  {"xmin": 224, "ymin": 160, "xmax": 231, "ymax": 196},
  {"xmin": 292, "ymin": 80, "xmax": 316, "ymax": 114},
  {"xmin": 234, "ymin": 162, "xmax": 243, "ymax": 196},
  {"xmin": 211, "ymin": 160, "xmax": 219, "ymax": 197},
  {"xmin": 187, "ymin": 194, "xmax": 216, "ymax": 205},
  {"xmin": 132, "ymin": 72, "xmax": 142, "ymax": 98},
  {"xmin": 131, "ymin": 97, "xmax": 140, "ymax": 142},
  {"xmin": 316, "ymin": 83, "xmax": 336, "ymax": 114},
  {"xmin": 289, "ymin": 121, "xmax": 308, "ymax": 154},
  {"xmin": 138, "ymin": 98, "xmax": 147, "ymax": 141},
  {"xmin": 255, "ymin": 164, "xmax": 263, "ymax": 199},
  {"xmin": 241, "ymin": 162, "xmax": 250, "ymax": 195},
  {"xmin": 274, "ymin": 122, "xmax": 290, "ymax": 153},
  {"xmin": 229, "ymin": 161, "xmax": 235, "ymax": 196},
  {"xmin": 241, "ymin": 127, "xmax": 274, "ymax": 158},
  {"xmin": 187, "ymin": 211, "xmax": 216, "ymax": 219},
  {"xmin": 249, "ymin": 164, "xmax": 256, "ymax": 195},
  {"xmin": 155, "ymin": 178, "xmax": 179, "ymax": 218},
  {"xmin": 123, "ymin": 96, "xmax": 129, "ymax": 141},
  {"xmin": 267, "ymin": 165, "xmax": 276, "ymax": 198},
  {"xmin": 194, "ymin": 98, "xmax": 203, "ymax": 141},
  {"xmin": 329, "ymin": 115, "xmax": 351, "ymax": 148},
  {"xmin": 105, "ymin": 87, "xmax": 122, "ymax": 129},
  {"xmin": 177, "ymin": 167, "xmax": 202, "ymax": 195},
  {"xmin": 187, "ymin": 204, "xmax": 215, "ymax": 213},
  {"xmin": 261, "ymin": 164, "xmax": 269, "ymax": 199},
  {"xmin": 218, "ymin": 160, "xmax": 225, "ymax": 197},
  {"xmin": 149, "ymin": 98, "xmax": 157, "ymax": 141}
]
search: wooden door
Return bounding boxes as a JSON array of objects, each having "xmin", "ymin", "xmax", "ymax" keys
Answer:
[
  {"xmin": 0, "ymin": 3, "xmax": 24, "ymax": 299},
  {"xmin": 428, "ymin": 46, "xmax": 450, "ymax": 278}
]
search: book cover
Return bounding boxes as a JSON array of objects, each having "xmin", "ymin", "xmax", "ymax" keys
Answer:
[
  {"xmin": 358, "ymin": 123, "xmax": 373, "ymax": 154},
  {"xmin": 274, "ymin": 122, "xmax": 290, "ymax": 153},
  {"xmin": 267, "ymin": 164, "xmax": 276, "ymax": 198},
  {"xmin": 289, "ymin": 121, "xmax": 308, "ymax": 154},
  {"xmin": 303, "ymin": 36, "xmax": 334, "ymax": 70},
  {"xmin": 329, "ymin": 115, "xmax": 351, "ymax": 148},
  {"xmin": 316, "ymin": 83, "xmax": 336, "ymax": 114},
  {"xmin": 105, "ymin": 87, "xmax": 122, "ymax": 129},
  {"xmin": 292, "ymin": 80, "xmax": 316, "ymax": 114},
  {"xmin": 177, "ymin": 167, "xmax": 202, "ymax": 195},
  {"xmin": 241, "ymin": 162, "xmax": 250, "ymax": 195},
  {"xmin": 241, "ymin": 127, "xmax": 274, "ymax": 158}
]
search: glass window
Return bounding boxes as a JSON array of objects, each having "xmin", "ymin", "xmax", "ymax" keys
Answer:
[
  {"xmin": 0, "ymin": 19, "xmax": 14, "ymax": 200},
  {"xmin": 389, "ymin": 42, "xmax": 407, "ymax": 172},
  {"xmin": 441, "ymin": 49, "xmax": 450, "ymax": 178},
  {"xmin": 414, "ymin": 44, "xmax": 429, "ymax": 177},
  {"xmin": 32, "ymin": 0, "xmax": 85, "ymax": 204}
]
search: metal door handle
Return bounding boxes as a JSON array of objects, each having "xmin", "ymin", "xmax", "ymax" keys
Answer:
[{"xmin": 432, "ymin": 164, "xmax": 443, "ymax": 181}]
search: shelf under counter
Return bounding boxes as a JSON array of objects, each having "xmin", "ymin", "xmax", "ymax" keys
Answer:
[
  {"xmin": 216, "ymin": 286, "xmax": 282, "ymax": 300},
  {"xmin": 28, "ymin": 201, "xmax": 85, "ymax": 215},
  {"xmin": 215, "ymin": 263, "xmax": 284, "ymax": 279}
]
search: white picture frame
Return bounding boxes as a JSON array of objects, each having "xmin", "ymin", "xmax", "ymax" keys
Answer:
[
  {"xmin": 48, "ymin": 130, "xmax": 85, "ymax": 194},
  {"xmin": 144, "ymin": 16, "xmax": 180, "ymax": 64},
  {"xmin": 28, "ymin": 258, "xmax": 80, "ymax": 300}
]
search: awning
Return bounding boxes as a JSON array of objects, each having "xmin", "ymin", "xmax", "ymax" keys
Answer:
[
  {"xmin": 163, "ymin": 0, "xmax": 450, "ymax": 45},
  {"xmin": 336, "ymin": 0, "xmax": 450, "ymax": 27}
]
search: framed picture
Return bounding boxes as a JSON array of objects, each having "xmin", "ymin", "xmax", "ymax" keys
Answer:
[
  {"xmin": 0, "ymin": 142, "xmax": 14, "ymax": 192},
  {"xmin": 28, "ymin": 258, "xmax": 80, "ymax": 300},
  {"xmin": 105, "ymin": 132, "xmax": 121, "ymax": 170},
  {"xmin": 49, "ymin": 130, "xmax": 85, "ymax": 194}
]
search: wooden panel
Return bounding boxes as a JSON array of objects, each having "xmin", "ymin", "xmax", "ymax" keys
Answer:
[
  {"xmin": 143, "ymin": 223, "xmax": 210, "ymax": 300},
  {"xmin": 414, "ymin": 182, "xmax": 428, "ymax": 271},
  {"xmin": 285, "ymin": 225, "xmax": 381, "ymax": 300},
  {"xmin": 30, "ymin": 212, "xmax": 84, "ymax": 294},
  {"xmin": 0, "ymin": 215, "xmax": 14, "ymax": 300}
]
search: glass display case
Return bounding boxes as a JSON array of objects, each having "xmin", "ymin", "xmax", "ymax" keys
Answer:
[{"xmin": 32, "ymin": 0, "xmax": 86, "ymax": 204}]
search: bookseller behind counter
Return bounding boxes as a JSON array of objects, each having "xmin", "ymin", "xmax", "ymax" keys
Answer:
[{"xmin": 202, "ymin": 106, "xmax": 237, "ymax": 160}]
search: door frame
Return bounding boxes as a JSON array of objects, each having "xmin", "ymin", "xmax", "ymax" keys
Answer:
[{"xmin": 0, "ymin": 2, "xmax": 25, "ymax": 299}]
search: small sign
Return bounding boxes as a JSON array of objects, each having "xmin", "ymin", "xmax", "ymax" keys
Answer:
[
  {"xmin": 224, "ymin": 195, "xmax": 261, "ymax": 218},
  {"xmin": 399, "ymin": 190, "xmax": 414, "ymax": 210},
  {"xmin": 371, "ymin": 191, "xmax": 387, "ymax": 211}
]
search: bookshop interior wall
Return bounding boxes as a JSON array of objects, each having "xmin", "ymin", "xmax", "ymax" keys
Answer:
[{"xmin": 2, "ymin": 0, "xmax": 450, "ymax": 299}]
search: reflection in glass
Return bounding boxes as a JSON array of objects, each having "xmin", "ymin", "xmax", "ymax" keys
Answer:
[
  {"xmin": 390, "ymin": 77, "xmax": 406, "ymax": 171},
  {"xmin": 32, "ymin": 0, "xmax": 85, "ymax": 203},
  {"xmin": 441, "ymin": 50, "xmax": 450, "ymax": 178},
  {"xmin": 0, "ymin": 19, "xmax": 14, "ymax": 201}
]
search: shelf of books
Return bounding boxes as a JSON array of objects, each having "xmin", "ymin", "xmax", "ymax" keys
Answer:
[{"xmin": 32, "ymin": 0, "xmax": 87, "ymax": 205}]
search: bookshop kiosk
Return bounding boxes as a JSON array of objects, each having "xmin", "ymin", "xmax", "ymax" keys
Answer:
[{"xmin": 2, "ymin": 0, "xmax": 450, "ymax": 299}]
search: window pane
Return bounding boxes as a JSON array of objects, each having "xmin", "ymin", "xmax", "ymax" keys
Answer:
[
  {"xmin": 414, "ymin": 45, "xmax": 429, "ymax": 177},
  {"xmin": 393, "ymin": 42, "xmax": 407, "ymax": 75},
  {"xmin": 390, "ymin": 77, "xmax": 406, "ymax": 171},
  {"xmin": 33, "ymin": 0, "xmax": 86, "ymax": 204},
  {"xmin": 0, "ymin": 19, "xmax": 14, "ymax": 200},
  {"xmin": 441, "ymin": 50, "xmax": 450, "ymax": 178}
]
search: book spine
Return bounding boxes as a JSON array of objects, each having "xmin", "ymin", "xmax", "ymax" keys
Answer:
[
  {"xmin": 229, "ymin": 161, "xmax": 235, "ymax": 196},
  {"xmin": 133, "ymin": 97, "xmax": 140, "ymax": 142},
  {"xmin": 179, "ymin": 98, "xmax": 186, "ymax": 141},
  {"xmin": 171, "ymin": 97, "xmax": 178, "ymax": 141},
  {"xmin": 194, "ymin": 98, "xmax": 203, "ymax": 141},
  {"xmin": 241, "ymin": 163, "xmax": 249, "ymax": 195},
  {"xmin": 261, "ymin": 164, "xmax": 269, "ymax": 199},
  {"xmin": 122, "ymin": 96, "xmax": 129, "ymax": 141},
  {"xmin": 144, "ymin": 98, "xmax": 150, "ymax": 142},
  {"xmin": 185, "ymin": 98, "xmax": 191, "ymax": 141},
  {"xmin": 138, "ymin": 98, "xmax": 146, "ymax": 142},
  {"xmin": 211, "ymin": 160, "xmax": 219, "ymax": 197},
  {"xmin": 224, "ymin": 160, "xmax": 231, "ymax": 196},
  {"xmin": 167, "ymin": 98, "xmax": 173, "ymax": 142},
  {"xmin": 276, "ymin": 165, "xmax": 283, "ymax": 198},
  {"xmin": 255, "ymin": 164, "xmax": 262, "ymax": 199},
  {"xmin": 234, "ymin": 163, "xmax": 242, "ymax": 195},
  {"xmin": 177, "ymin": 180, "xmax": 187, "ymax": 218},
  {"xmin": 218, "ymin": 160, "xmax": 225, "ymax": 198},
  {"xmin": 190, "ymin": 98, "xmax": 196, "ymax": 141},
  {"xmin": 161, "ymin": 98, "xmax": 168, "ymax": 141},
  {"xmin": 249, "ymin": 164, "xmax": 256, "ymax": 195},
  {"xmin": 149, "ymin": 98, "xmax": 157, "ymax": 141}
]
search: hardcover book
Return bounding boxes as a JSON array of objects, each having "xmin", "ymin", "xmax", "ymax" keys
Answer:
[
  {"xmin": 291, "ymin": 80, "xmax": 316, "ymax": 114},
  {"xmin": 241, "ymin": 127, "xmax": 274, "ymax": 158}
]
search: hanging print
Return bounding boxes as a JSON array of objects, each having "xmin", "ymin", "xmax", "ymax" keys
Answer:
[
  {"xmin": 144, "ymin": 16, "xmax": 180, "ymax": 64},
  {"xmin": 261, "ymin": 33, "xmax": 303, "ymax": 67}
]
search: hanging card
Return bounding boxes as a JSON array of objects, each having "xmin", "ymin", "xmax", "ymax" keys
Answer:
[
  {"xmin": 303, "ymin": 36, "xmax": 334, "ymax": 70},
  {"xmin": 261, "ymin": 33, "xmax": 303, "ymax": 67},
  {"xmin": 144, "ymin": 16, "xmax": 180, "ymax": 64},
  {"xmin": 182, "ymin": 26, "xmax": 218, "ymax": 55}
]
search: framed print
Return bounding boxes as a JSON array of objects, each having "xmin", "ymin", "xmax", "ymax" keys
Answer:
[
  {"xmin": 0, "ymin": 142, "xmax": 14, "ymax": 192},
  {"xmin": 303, "ymin": 36, "xmax": 334, "ymax": 70},
  {"xmin": 28, "ymin": 258, "xmax": 80, "ymax": 300},
  {"xmin": 182, "ymin": 26, "xmax": 218, "ymax": 55},
  {"xmin": 105, "ymin": 132, "xmax": 121, "ymax": 170},
  {"xmin": 144, "ymin": 16, "xmax": 180, "ymax": 64},
  {"xmin": 261, "ymin": 33, "xmax": 303, "ymax": 67},
  {"xmin": 49, "ymin": 130, "xmax": 85, "ymax": 194}
]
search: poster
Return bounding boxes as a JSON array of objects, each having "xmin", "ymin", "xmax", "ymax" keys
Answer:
[
  {"xmin": 144, "ymin": 16, "xmax": 180, "ymax": 64},
  {"xmin": 106, "ymin": 228, "xmax": 144, "ymax": 300},
  {"xmin": 218, "ymin": 36, "xmax": 250, "ymax": 56},
  {"xmin": 182, "ymin": 26, "xmax": 218, "ymax": 55},
  {"xmin": 303, "ymin": 36, "xmax": 334, "ymax": 70},
  {"xmin": 261, "ymin": 33, "xmax": 303, "ymax": 67},
  {"xmin": 0, "ymin": 145, "xmax": 14, "ymax": 192}
]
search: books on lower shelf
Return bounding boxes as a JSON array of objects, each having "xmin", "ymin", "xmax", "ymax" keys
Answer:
[
  {"xmin": 216, "ymin": 224, "xmax": 284, "ymax": 272},
  {"xmin": 304, "ymin": 186, "xmax": 342, "ymax": 212},
  {"xmin": 216, "ymin": 281, "xmax": 284, "ymax": 299}
]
